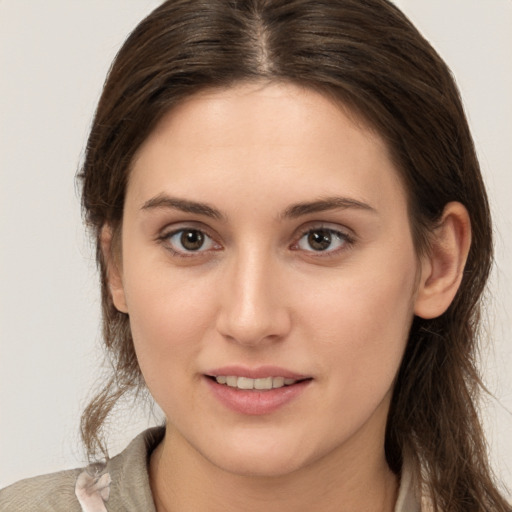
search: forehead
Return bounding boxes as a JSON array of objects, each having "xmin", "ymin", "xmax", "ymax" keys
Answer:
[
  {"xmin": 141, "ymin": 82, "xmax": 380, "ymax": 154},
  {"xmin": 128, "ymin": 82, "xmax": 407, "ymax": 217}
]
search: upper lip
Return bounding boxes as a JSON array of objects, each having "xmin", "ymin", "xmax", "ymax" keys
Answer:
[{"xmin": 205, "ymin": 365, "xmax": 310, "ymax": 380}]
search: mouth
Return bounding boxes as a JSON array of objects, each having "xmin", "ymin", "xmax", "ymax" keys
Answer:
[
  {"xmin": 205, "ymin": 373, "xmax": 312, "ymax": 415},
  {"xmin": 204, "ymin": 366, "xmax": 313, "ymax": 414},
  {"xmin": 207, "ymin": 375, "xmax": 309, "ymax": 391}
]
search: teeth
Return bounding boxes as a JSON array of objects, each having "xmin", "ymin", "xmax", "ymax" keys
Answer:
[
  {"xmin": 273, "ymin": 376, "xmax": 284, "ymax": 387},
  {"xmin": 215, "ymin": 375, "xmax": 298, "ymax": 390},
  {"xmin": 254, "ymin": 377, "xmax": 273, "ymax": 390},
  {"xmin": 226, "ymin": 376, "xmax": 238, "ymax": 387},
  {"xmin": 237, "ymin": 377, "xmax": 254, "ymax": 390}
]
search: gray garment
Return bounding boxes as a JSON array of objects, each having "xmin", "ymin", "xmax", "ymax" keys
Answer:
[
  {"xmin": 0, "ymin": 428, "xmax": 163, "ymax": 512},
  {"xmin": 0, "ymin": 427, "xmax": 421, "ymax": 511}
]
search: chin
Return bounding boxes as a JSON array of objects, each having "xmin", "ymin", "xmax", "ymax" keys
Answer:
[
  {"xmin": 196, "ymin": 430, "xmax": 325, "ymax": 479},
  {"xmin": 209, "ymin": 448, "xmax": 308, "ymax": 478}
]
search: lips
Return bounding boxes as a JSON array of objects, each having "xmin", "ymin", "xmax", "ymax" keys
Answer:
[
  {"xmin": 206, "ymin": 365, "xmax": 308, "ymax": 380},
  {"xmin": 204, "ymin": 365, "xmax": 312, "ymax": 415}
]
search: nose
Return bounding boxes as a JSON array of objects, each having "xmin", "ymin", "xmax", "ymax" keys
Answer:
[{"xmin": 215, "ymin": 247, "xmax": 292, "ymax": 347}]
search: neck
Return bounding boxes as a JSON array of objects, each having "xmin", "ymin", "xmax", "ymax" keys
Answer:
[{"xmin": 149, "ymin": 427, "xmax": 398, "ymax": 512}]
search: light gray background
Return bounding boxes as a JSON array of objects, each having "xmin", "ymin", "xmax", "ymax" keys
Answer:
[{"xmin": 1, "ymin": 0, "xmax": 511, "ymax": 496}]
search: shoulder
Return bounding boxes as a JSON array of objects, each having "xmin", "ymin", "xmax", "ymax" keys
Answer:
[
  {"xmin": 0, "ymin": 427, "xmax": 164, "ymax": 512},
  {"xmin": 0, "ymin": 468, "xmax": 82, "ymax": 512}
]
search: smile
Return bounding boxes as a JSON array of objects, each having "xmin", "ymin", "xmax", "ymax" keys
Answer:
[
  {"xmin": 206, "ymin": 374, "xmax": 312, "ymax": 415},
  {"xmin": 214, "ymin": 375, "xmax": 298, "ymax": 390}
]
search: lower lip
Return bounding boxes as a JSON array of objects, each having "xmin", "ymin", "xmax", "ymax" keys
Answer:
[{"xmin": 205, "ymin": 377, "xmax": 311, "ymax": 415}]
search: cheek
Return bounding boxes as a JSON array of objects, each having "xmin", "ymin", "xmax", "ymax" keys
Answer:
[
  {"xmin": 122, "ymin": 260, "xmax": 217, "ymax": 390},
  {"xmin": 301, "ymin": 251, "xmax": 417, "ymax": 395}
]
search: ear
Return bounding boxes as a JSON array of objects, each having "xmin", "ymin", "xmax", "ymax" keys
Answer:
[
  {"xmin": 100, "ymin": 225, "xmax": 128, "ymax": 314},
  {"xmin": 414, "ymin": 202, "xmax": 471, "ymax": 319}
]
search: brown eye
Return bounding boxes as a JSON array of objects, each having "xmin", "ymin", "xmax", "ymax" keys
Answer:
[
  {"xmin": 307, "ymin": 229, "xmax": 333, "ymax": 251},
  {"xmin": 180, "ymin": 229, "xmax": 205, "ymax": 251},
  {"xmin": 295, "ymin": 227, "xmax": 350, "ymax": 253},
  {"xmin": 164, "ymin": 228, "xmax": 218, "ymax": 255}
]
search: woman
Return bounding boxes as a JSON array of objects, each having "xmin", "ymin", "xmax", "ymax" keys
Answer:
[{"xmin": 1, "ymin": 0, "xmax": 510, "ymax": 510}]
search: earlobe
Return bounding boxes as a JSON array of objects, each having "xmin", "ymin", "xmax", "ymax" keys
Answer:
[
  {"xmin": 414, "ymin": 202, "xmax": 472, "ymax": 319},
  {"xmin": 100, "ymin": 225, "xmax": 128, "ymax": 314}
]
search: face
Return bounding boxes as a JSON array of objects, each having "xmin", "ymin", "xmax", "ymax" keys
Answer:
[{"xmin": 110, "ymin": 82, "xmax": 422, "ymax": 477}]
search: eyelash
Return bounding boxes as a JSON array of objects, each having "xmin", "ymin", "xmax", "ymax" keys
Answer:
[
  {"xmin": 157, "ymin": 224, "xmax": 355, "ymax": 258},
  {"xmin": 291, "ymin": 225, "xmax": 355, "ymax": 257},
  {"xmin": 158, "ymin": 226, "xmax": 221, "ymax": 258}
]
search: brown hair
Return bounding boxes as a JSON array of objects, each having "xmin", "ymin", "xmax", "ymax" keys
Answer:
[{"xmin": 78, "ymin": 1, "xmax": 510, "ymax": 510}]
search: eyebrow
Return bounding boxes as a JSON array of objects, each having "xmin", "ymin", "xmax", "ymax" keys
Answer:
[
  {"xmin": 141, "ymin": 194, "xmax": 376, "ymax": 221},
  {"xmin": 141, "ymin": 194, "xmax": 225, "ymax": 220},
  {"xmin": 281, "ymin": 196, "xmax": 377, "ymax": 219}
]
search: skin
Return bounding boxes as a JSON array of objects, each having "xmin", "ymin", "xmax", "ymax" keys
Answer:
[{"xmin": 104, "ymin": 82, "xmax": 471, "ymax": 512}]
